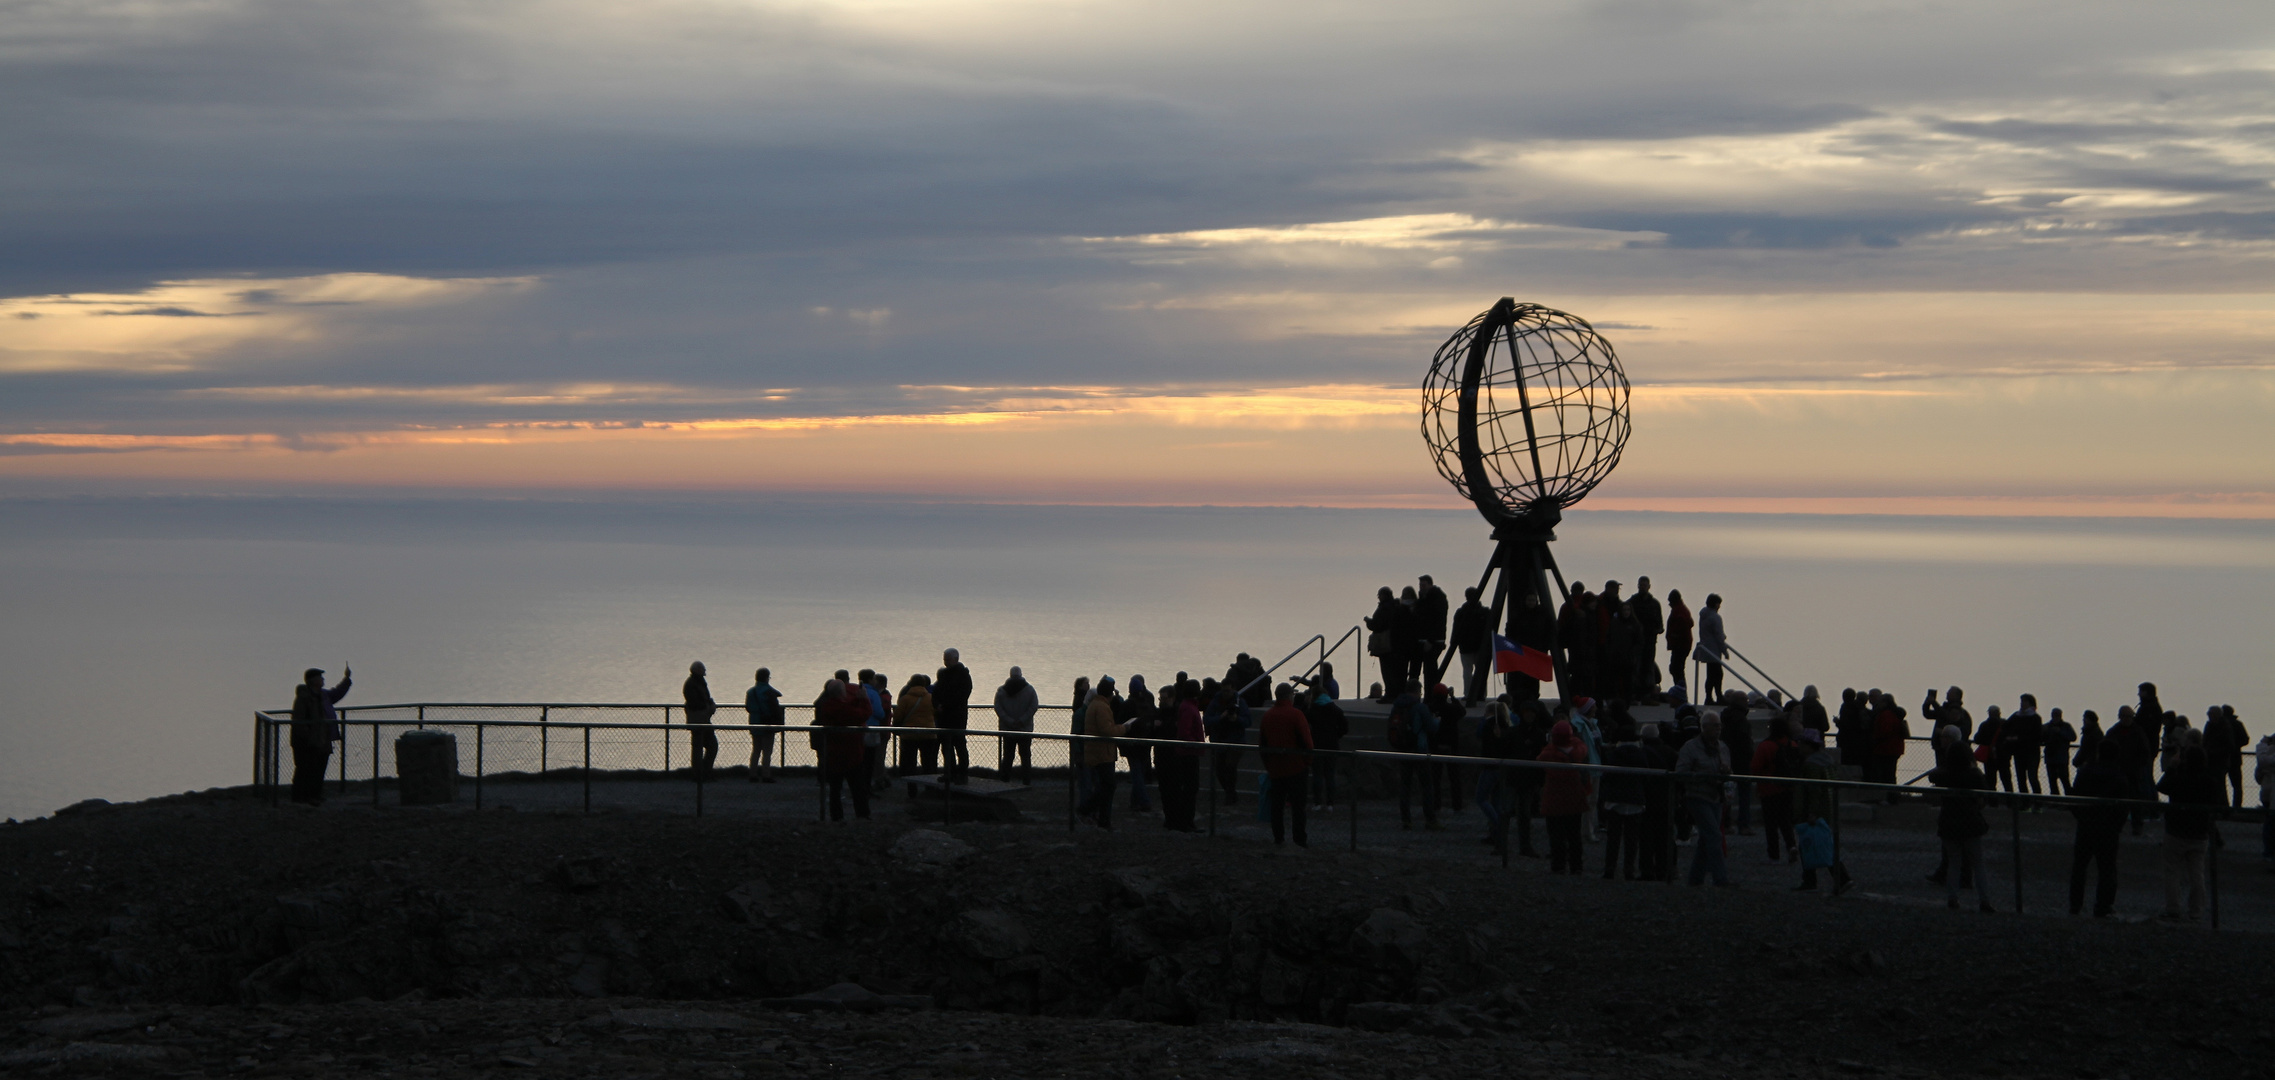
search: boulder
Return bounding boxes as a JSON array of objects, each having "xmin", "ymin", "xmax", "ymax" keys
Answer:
[
  {"xmin": 605, "ymin": 1007, "xmax": 751, "ymax": 1031},
  {"xmin": 719, "ymin": 880, "xmax": 776, "ymax": 925},
  {"xmin": 760, "ymin": 982, "xmax": 933, "ymax": 1012},
  {"xmin": 956, "ymin": 908, "xmax": 1032, "ymax": 962},
  {"xmin": 1344, "ymin": 1001, "xmax": 1418, "ymax": 1032},
  {"xmin": 890, "ymin": 829, "xmax": 975, "ymax": 873},
  {"xmin": 1351, "ymin": 908, "xmax": 1429, "ymax": 968},
  {"xmin": 22, "ymin": 1013, "xmax": 163, "ymax": 1039},
  {"xmin": 394, "ymin": 730, "xmax": 459, "ymax": 805}
]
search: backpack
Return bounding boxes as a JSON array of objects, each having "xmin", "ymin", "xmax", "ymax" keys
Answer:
[{"xmin": 1387, "ymin": 702, "xmax": 1418, "ymax": 752}]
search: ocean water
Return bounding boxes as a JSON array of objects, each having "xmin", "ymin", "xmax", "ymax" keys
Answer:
[{"xmin": 0, "ymin": 496, "xmax": 2267, "ymax": 821}]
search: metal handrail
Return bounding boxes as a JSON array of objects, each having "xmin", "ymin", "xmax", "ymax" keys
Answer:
[
  {"xmin": 1723, "ymin": 642, "xmax": 1790, "ymax": 698},
  {"xmin": 258, "ymin": 710, "xmax": 2204, "ymax": 807},
  {"xmin": 1238, "ymin": 635, "xmax": 1325, "ymax": 699}
]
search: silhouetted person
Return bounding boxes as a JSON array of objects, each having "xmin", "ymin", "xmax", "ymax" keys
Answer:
[
  {"xmin": 2039, "ymin": 707, "xmax": 2075, "ymax": 796},
  {"xmin": 1414, "ymin": 574, "xmax": 1450, "ymax": 685},
  {"xmin": 816, "ymin": 678, "xmax": 871, "ymax": 821},
  {"xmin": 1930, "ymin": 727, "xmax": 1996, "ymax": 913},
  {"xmin": 1795, "ymin": 728, "xmax": 1853, "ymax": 894},
  {"xmin": 1539, "ymin": 716, "xmax": 1593, "ymax": 874},
  {"xmin": 1308, "ymin": 689, "xmax": 1347, "ymax": 809},
  {"xmin": 2107, "ymin": 706, "xmax": 2154, "ymax": 835},
  {"xmin": 1390, "ymin": 679, "xmax": 1440, "ymax": 829},
  {"xmin": 288, "ymin": 666, "xmax": 351, "ymax": 806},
  {"xmin": 933, "ymin": 648, "xmax": 973, "ymax": 784},
  {"xmin": 1365, "ymin": 587, "xmax": 1405, "ymax": 701},
  {"xmin": 1079, "ymin": 676, "xmax": 1128, "ymax": 829},
  {"xmin": 1697, "ymin": 593, "xmax": 1726, "ymax": 701},
  {"xmin": 1507, "ymin": 589, "xmax": 1553, "ymax": 702},
  {"xmin": 1600, "ymin": 717, "xmax": 1649, "ymax": 879},
  {"xmin": 1205, "ymin": 684, "xmax": 1251, "ymax": 805},
  {"xmin": 2204, "ymin": 704, "xmax": 2249, "ymax": 809},
  {"xmin": 1161, "ymin": 683, "xmax": 1205, "ymax": 831},
  {"xmin": 1259, "ymin": 683, "xmax": 1313, "ymax": 846},
  {"xmin": 1721, "ymin": 699, "xmax": 1756, "ymax": 836},
  {"xmin": 1868, "ymin": 690, "xmax": 1909, "ymax": 801},
  {"xmin": 2004, "ymin": 694, "xmax": 2044, "ymax": 795},
  {"xmin": 2074, "ymin": 708, "xmax": 2104, "ymax": 775},
  {"xmin": 2136, "ymin": 682, "xmax": 2167, "ymax": 758},
  {"xmin": 1637, "ymin": 720, "xmax": 1678, "ymax": 880},
  {"xmin": 1599, "ymin": 580, "xmax": 1635, "ymax": 698},
  {"xmin": 682, "ymin": 661, "xmax": 719, "ymax": 779},
  {"xmin": 1835, "ymin": 688, "xmax": 1867, "ymax": 767},
  {"xmin": 1231, "ymin": 653, "xmax": 1269, "ymax": 708},
  {"xmin": 2157, "ymin": 729, "xmax": 2218, "ymax": 921},
  {"xmin": 897, "ymin": 674, "xmax": 937, "ymax": 774},
  {"xmin": 745, "ymin": 667, "xmax": 782, "ymax": 782},
  {"xmin": 1629, "ymin": 575, "xmax": 1665, "ymax": 688},
  {"xmin": 1451, "ymin": 586, "xmax": 1492, "ymax": 704},
  {"xmin": 1664, "ymin": 589, "xmax": 1694, "ymax": 695},
  {"xmin": 1555, "ymin": 584, "xmax": 1592, "ymax": 698},
  {"xmin": 2069, "ymin": 740, "xmax": 2128, "ymax": 916},
  {"xmin": 993, "ymin": 666, "xmax": 1039, "ymax": 784},
  {"xmin": 1974, "ymin": 705, "xmax": 2009, "ymax": 792},
  {"xmin": 1678, "ymin": 714, "xmax": 1732, "ymax": 886},
  {"xmin": 1120, "ymin": 675, "xmax": 1158, "ymax": 813}
]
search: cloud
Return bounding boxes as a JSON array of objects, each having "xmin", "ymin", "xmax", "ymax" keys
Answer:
[{"xmin": 4, "ymin": 0, "xmax": 2275, "ymax": 506}]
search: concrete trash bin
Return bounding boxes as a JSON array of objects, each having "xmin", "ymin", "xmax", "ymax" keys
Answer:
[{"xmin": 395, "ymin": 730, "xmax": 459, "ymax": 805}]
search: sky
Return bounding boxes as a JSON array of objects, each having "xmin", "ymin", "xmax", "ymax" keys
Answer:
[{"xmin": 3, "ymin": 0, "xmax": 2273, "ymax": 513}]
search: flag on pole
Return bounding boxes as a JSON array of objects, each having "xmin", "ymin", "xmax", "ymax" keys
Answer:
[{"xmin": 1493, "ymin": 634, "xmax": 1554, "ymax": 680}]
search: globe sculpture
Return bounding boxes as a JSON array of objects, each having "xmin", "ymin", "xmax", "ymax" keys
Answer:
[{"xmin": 1419, "ymin": 298, "xmax": 1630, "ymax": 691}]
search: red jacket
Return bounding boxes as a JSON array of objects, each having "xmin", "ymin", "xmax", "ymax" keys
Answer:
[
  {"xmin": 1871, "ymin": 706, "xmax": 1908, "ymax": 759},
  {"xmin": 1172, "ymin": 700, "xmax": 1206, "ymax": 758},
  {"xmin": 1751, "ymin": 737, "xmax": 1795, "ymax": 797},
  {"xmin": 1537, "ymin": 742, "xmax": 1593, "ymax": 815},
  {"xmin": 1258, "ymin": 702, "xmax": 1314, "ymax": 777},
  {"xmin": 819, "ymin": 691, "xmax": 870, "ymax": 760}
]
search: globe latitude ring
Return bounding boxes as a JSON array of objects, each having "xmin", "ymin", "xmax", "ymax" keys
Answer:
[{"xmin": 1421, "ymin": 297, "xmax": 1631, "ymax": 533}]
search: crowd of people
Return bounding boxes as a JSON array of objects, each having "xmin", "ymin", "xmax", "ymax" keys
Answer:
[
  {"xmin": 284, "ymin": 579, "xmax": 2258, "ymax": 928},
  {"xmin": 667, "ymin": 650, "xmax": 1349, "ymax": 841}
]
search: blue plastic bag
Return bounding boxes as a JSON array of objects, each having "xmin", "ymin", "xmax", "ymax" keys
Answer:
[{"xmin": 1796, "ymin": 818, "xmax": 1835, "ymax": 869}]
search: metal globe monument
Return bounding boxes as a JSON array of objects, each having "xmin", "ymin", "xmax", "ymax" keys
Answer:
[{"xmin": 1421, "ymin": 297, "xmax": 1631, "ymax": 689}]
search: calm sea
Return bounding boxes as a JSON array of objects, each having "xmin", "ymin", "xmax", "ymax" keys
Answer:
[{"xmin": 1, "ymin": 495, "xmax": 2267, "ymax": 821}]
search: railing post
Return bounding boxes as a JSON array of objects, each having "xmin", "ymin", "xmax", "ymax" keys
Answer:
[
  {"xmin": 695, "ymin": 739, "xmax": 706, "ymax": 818},
  {"xmin": 1831, "ymin": 777, "xmax": 1843, "ymax": 869},
  {"xmin": 583, "ymin": 725, "xmax": 592, "ymax": 815},
  {"xmin": 2209, "ymin": 828, "xmax": 2222, "ymax": 930},
  {"xmin": 2010, "ymin": 801, "xmax": 2024, "ymax": 914},
  {"xmin": 337, "ymin": 727, "xmax": 347, "ymax": 796},
  {"xmin": 664, "ymin": 707, "xmax": 672, "ymax": 773},
  {"xmin": 372, "ymin": 723, "xmax": 381, "ymax": 807},
  {"xmin": 540, "ymin": 706, "xmax": 549, "ymax": 775},
  {"xmin": 817, "ymin": 738, "xmax": 829, "ymax": 823},
  {"xmin": 1067, "ymin": 737, "xmax": 1077, "ymax": 833},
  {"xmin": 1351, "ymin": 766, "xmax": 1360, "ymax": 853},
  {"xmin": 475, "ymin": 723, "xmax": 485, "ymax": 810},
  {"xmin": 1207, "ymin": 744, "xmax": 1218, "ymax": 837},
  {"xmin": 264, "ymin": 718, "xmax": 278, "ymax": 806}
]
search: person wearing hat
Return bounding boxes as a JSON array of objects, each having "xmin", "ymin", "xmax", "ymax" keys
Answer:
[{"xmin": 288, "ymin": 666, "xmax": 352, "ymax": 805}]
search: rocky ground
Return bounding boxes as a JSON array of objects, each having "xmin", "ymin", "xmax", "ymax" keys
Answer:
[{"xmin": 3, "ymin": 786, "xmax": 2272, "ymax": 1079}]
